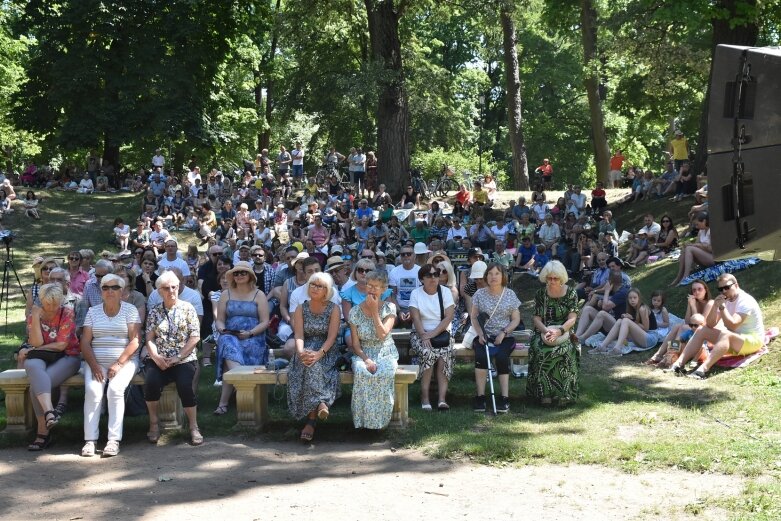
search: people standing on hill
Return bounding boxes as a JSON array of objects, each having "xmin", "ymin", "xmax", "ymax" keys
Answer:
[
  {"xmin": 669, "ymin": 130, "xmax": 689, "ymax": 171},
  {"xmin": 609, "ymin": 149, "xmax": 625, "ymax": 188},
  {"xmin": 535, "ymin": 158, "xmax": 553, "ymax": 189}
]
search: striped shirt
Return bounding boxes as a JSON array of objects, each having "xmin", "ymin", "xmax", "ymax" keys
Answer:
[{"xmin": 84, "ymin": 302, "xmax": 140, "ymax": 364}]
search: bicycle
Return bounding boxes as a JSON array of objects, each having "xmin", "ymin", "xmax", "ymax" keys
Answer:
[
  {"xmin": 429, "ymin": 163, "xmax": 459, "ymax": 197},
  {"xmin": 315, "ymin": 163, "xmax": 350, "ymax": 186},
  {"xmin": 408, "ymin": 167, "xmax": 429, "ymax": 199}
]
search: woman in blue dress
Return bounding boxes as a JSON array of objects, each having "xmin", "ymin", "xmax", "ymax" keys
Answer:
[
  {"xmin": 213, "ymin": 261, "xmax": 270, "ymax": 416},
  {"xmin": 288, "ymin": 272, "xmax": 341, "ymax": 442},
  {"xmin": 340, "ymin": 258, "xmax": 392, "ymax": 350},
  {"xmin": 349, "ymin": 270, "xmax": 398, "ymax": 429}
]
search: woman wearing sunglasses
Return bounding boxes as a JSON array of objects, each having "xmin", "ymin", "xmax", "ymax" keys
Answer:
[
  {"xmin": 66, "ymin": 251, "xmax": 89, "ymax": 296},
  {"xmin": 25, "ymin": 257, "xmax": 59, "ymax": 320},
  {"xmin": 410, "ymin": 263, "xmax": 455, "ymax": 411},
  {"xmin": 79, "ymin": 274, "xmax": 141, "ymax": 457}
]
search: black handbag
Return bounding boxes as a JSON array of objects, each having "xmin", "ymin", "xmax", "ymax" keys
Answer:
[
  {"xmin": 26, "ymin": 348, "xmax": 65, "ymax": 365},
  {"xmin": 429, "ymin": 286, "xmax": 452, "ymax": 348}
]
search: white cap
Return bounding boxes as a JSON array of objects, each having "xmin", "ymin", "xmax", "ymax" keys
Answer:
[
  {"xmin": 413, "ymin": 242, "xmax": 430, "ymax": 255},
  {"xmin": 469, "ymin": 261, "xmax": 488, "ymax": 279}
]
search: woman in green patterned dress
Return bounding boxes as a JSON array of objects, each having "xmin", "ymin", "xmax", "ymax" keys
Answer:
[
  {"xmin": 527, "ymin": 260, "xmax": 581, "ymax": 406},
  {"xmin": 348, "ymin": 270, "xmax": 398, "ymax": 429}
]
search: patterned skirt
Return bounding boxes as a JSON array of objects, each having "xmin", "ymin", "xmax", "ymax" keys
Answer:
[
  {"xmin": 526, "ymin": 334, "xmax": 579, "ymax": 404},
  {"xmin": 410, "ymin": 331, "xmax": 455, "ymax": 380}
]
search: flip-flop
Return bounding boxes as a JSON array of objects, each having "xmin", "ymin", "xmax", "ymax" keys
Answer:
[
  {"xmin": 421, "ymin": 403, "xmax": 432, "ymax": 411},
  {"xmin": 437, "ymin": 402, "xmax": 450, "ymax": 412},
  {"xmin": 213, "ymin": 405, "xmax": 228, "ymax": 416},
  {"xmin": 687, "ymin": 370, "xmax": 707, "ymax": 380}
]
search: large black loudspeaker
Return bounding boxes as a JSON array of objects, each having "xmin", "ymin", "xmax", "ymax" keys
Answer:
[{"xmin": 707, "ymin": 45, "xmax": 781, "ymax": 261}]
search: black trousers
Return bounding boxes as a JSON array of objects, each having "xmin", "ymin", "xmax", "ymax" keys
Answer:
[
  {"xmin": 474, "ymin": 336, "xmax": 516, "ymax": 375},
  {"xmin": 144, "ymin": 360, "xmax": 198, "ymax": 407}
]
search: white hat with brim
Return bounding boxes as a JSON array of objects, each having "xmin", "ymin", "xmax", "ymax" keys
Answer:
[
  {"xmin": 413, "ymin": 242, "xmax": 430, "ymax": 255},
  {"xmin": 225, "ymin": 261, "xmax": 256, "ymax": 285},
  {"xmin": 290, "ymin": 251, "xmax": 310, "ymax": 268},
  {"xmin": 469, "ymin": 261, "xmax": 488, "ymax": 279}
]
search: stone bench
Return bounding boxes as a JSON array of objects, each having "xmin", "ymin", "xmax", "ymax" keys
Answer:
[
  {"xmin": 0, "ymin": 368, "xmax": 184, "ymax": 434},
  {"xmin": 223, "ymin": 364, "xmax": 418, "ymax": 430}
]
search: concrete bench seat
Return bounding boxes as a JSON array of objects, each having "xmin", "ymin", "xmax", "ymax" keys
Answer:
[
  {"xmin": 223, "ymin": 364, "xmax": 418, "ymax": 430},
  {"xmin": 0, "ymin": 368, "xmax": 183, "ymax": 434}
]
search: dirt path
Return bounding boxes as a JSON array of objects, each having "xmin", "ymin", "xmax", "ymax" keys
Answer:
[{"xmin": 0, "ymin": 438, "xmax": 739, "ymax": 520}]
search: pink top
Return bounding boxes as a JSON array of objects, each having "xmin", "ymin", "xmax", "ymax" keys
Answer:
[{"xmin": 69, "ymin": 268, "xmax": 90, "ymax": 296}]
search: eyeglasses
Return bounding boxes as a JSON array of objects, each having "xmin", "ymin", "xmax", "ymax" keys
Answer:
[
  {"xmin": 361, "ymin": 255, "xmax": 375, "ymax": 259},
  {"xmin": 688, "ymin": 323, "xmax": 702, "ymax": 329},
  {"xmin": 49, "ymin": 278, "xmax": 65, "ymax": 283},
  {"xmin": 717, "ymin": 283, "xmax": 734, "ymax": 292},
  {"xmin": 101, "ymin": 285, "xmax": 122, "ymax": 291},
  {"xmin": 210, "ymin": 252, "xmax": 223, "ymax": 256},
  {"xmin": 355, "ymin": 267, "xmax": 370, "ymax": 274},
  {"xmin": 310, "ymin": 283, "xmax": 327, "ymax": 290},
  {"xmin": 400, "ymin": 252, "xmax": 413, "ymax": 257},
  {"xmin": 423, "ymin": 270, "xmax": 441, "ymax": 278},
  {"xmin": 41, "ymin": 267, "xmax": 54, "ymax": 272},
  {"xmin": 233, "ymin": 271, "xmax": 250, "ymax": 277},
  {"xmin": 68, "ymin": 256, "xmax": 81, "ymax": 261}
]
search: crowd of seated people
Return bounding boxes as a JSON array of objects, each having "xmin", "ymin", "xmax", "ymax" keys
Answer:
[{"xmin": 12, "ymin": 146, "xmax": 760, "ymax": 450}]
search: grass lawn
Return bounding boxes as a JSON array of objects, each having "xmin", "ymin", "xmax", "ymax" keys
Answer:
[{"xmin": 1, "ymin": 189, "xmax": 780, "ymax": 519}]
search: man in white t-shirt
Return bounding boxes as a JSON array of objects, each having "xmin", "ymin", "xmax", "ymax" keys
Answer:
[
  {"xmin": 389, "ymin": 244, "xmax": 421, "ymax": 325},
  {"xmin": 291, "ymin": 141, "xmax": 305, "ymax": 187},
  {"xmin": 672, "ymin": 273, "xmax": 764, "ymax": 379},
  {"xmin": 152, "ymin": 148, "xmax": 165, "ymax": 169},
  {"xmin": 187, "ymin": 166, "xmax": 202, "ymax": 186},
  {"xmin": 157, "ymin": 238, "xmax": 191, "ymax": 277},
  {"xmin": 637, "ymin": 213, "xmax": 661, "ymax": 241}
]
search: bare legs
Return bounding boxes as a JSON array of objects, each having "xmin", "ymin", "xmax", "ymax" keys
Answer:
[
  {"xmin": 670, "ymin": 245, "xmax": 714, "ymax": 286},
  {"xmin": 577, "ymin": 309, "xmax": 616, "ymax": 343},
  {"xmin": 421, "ymin": 358, "xmax": 449, "ymax": 406},
  {"xmin": 216, "ymin": 359, "xmax": 239, "ymax": 411}
]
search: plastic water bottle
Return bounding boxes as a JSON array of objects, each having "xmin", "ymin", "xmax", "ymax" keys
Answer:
[{"xmin": 266, "ymin": 349, "xmax": 276, "ymax": 370}]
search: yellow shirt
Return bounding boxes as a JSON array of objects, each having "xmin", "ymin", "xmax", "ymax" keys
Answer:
[
  {"xmin": 473, "ymin": 189, "xmax": 488, "ymax": 204},
  {"xmin": 670, "ymin": 137, "xmax": 688, "ymax": 160}
]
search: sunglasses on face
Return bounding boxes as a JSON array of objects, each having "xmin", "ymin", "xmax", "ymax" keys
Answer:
[
  {"xmin": 400, "ymin": 252, "xmax": 413, "ymax": 257},
  {"xmin": 41, "ymin": 267, "xmax": 54, "ymax": 272},
  {"xmin": 101, "ymin": 285, "xmax": 121, "ymax": 291},
  {"xmin": 355, "ymin": 267, "xmax": 370, "ymax": 274},
  {"xmin": 234, "ymin": 271, "xmax": 250, "ymax": 277},
  {"xmin": 68, "ymin": 256, "xmax": 81, "ymax": 261},
  {"xmin": 423, "ymin": 270, "xmax": 441, "ymax": 278},
  {"xmin": 689, "ymin": 323, "xmax": 702, "ymax": 328},
  {"xmin": 717, "ymin": 283, "xmax": 734, "ymax": 292}
]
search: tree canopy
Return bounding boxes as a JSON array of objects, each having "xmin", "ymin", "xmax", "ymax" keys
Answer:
[{"xmin": 1, "ymin": 0, "xmax": 779, "ymax": 191}]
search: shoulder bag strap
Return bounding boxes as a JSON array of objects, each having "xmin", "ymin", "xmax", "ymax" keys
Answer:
[
  {"xmin": 437, "ymin": 285, "xmax": 444, "ymax": 320},
  {"xmin": 487, "ymin": 288, "xmax": 505, "ymax": 323}
]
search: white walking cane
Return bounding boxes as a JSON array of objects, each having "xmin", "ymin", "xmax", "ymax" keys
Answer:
[{"xmin": 485, "ymin": 341, "xmax": 497, "ymax": 415}]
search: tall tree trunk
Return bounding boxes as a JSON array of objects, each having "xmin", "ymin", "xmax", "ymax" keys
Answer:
[
  {"xmin": 693, "ymin": 0, "xmax": 759, "ymax": 176},
  {"xmin": 500, "ymin": 5, "xmax": 529, "ymax": 191},
  {"xmin": 254, "ymin": 68, "xmax": 263, "ymax": 153},
  {"xmin": 365, "ymin": 0, "xmax": 409, "ymax": 199},
  {"xmin": 102, "ymin": 134, "xmax": 119, "ymax": 174},
  {"xmin": 259, "ymin": 0, "xmax": 282, "ymax": 151},
  {"xmin": 579, "ymin": 0, "xmax": 610, "ymax": 185}
]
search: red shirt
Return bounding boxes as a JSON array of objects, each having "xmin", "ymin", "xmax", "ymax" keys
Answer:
[
  {"xmin": 591, "ymin": 188, "xmax": 606, "ymax": 198},
  {"xmin": 538, "ymin": 164, "xmax": 553, "ymax": 177},
  {"xmin": 609, "ymin": 154, "xmax": 625, "ymax": 171},
  {"xmin": 456, "ymin": 189, "xmax": 471, "ymax": 206}
]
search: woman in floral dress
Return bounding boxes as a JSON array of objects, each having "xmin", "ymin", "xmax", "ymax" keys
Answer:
[
  {"xmin": 349, "ymin": 270, "xmax": 398, "ymax": 429},
  {"xmin": 527, "ymin": 260, "xmax": 581, "ymax": 406},
  {"xmin": 288, "ymin": 272, "xmax": 341, "ymax": 441}
]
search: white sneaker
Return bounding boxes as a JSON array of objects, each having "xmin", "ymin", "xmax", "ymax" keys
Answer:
[
  {"xmin": 81, "ymin": 441, "xmax": 96, "ymax": 457},
  {"xmin": 102, "ymin": 440, "xmax": 120, "ymax": 457}
]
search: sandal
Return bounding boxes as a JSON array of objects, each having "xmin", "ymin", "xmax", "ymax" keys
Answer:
[
  {"xmin": 688, "ymin": 370, "xmax": 707, "ymax": 380},
  {"xmin": 147, "ymin": 428, "xmax": 161, "ymax": 444},
  {"xmin": 190, "ymin": 429, "xmax": 204, "ymax": 446},
  {"xmin": 44, "ymin": 410, "xmax": 59, "ymax": 430},
  {"xmin": 102, "ymin": 440, "xmax": 120, "ymax": 457},
  {"xmin": 300, "ymin": 418, "xmax": 316, "ymax": 442},
  {"xmin": 54, "ymin": 403, "xmax": 67, "ymax": 417},
  {"xmin": 81, "ymin": 441, "xmax": 96, "ymax": 457},
  {"xmin": 421, "ymin": 403, "xmax": 432, "ymax": 411},
  {"xmin": 213, "ymin": 405, "xmax": 228, "ymax": 416},
  {"xmin": 316, "ymin": 403, "xmax": 330, "ymax": 421},
  {"xmin": 28, "ymin": 433, "xmax": 51, "ymax": 452},
  {"xmin": 643, "ymin": 355, "xmax": 662, "ymax": 366},
  {"xmin": 437, "ymin": 402, "xmax": 450, "ymax": 412}
]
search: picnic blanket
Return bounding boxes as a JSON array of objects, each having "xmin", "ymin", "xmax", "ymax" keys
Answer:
[
  {"xmin": 714, "ymin": 326, "xmax": 777, "ymax": 367},
  {"xmin": 679, "ymin": 257, "xmax": 761, "ymax": 286}
]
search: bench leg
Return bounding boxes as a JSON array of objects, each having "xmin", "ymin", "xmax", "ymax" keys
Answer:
[
  {"xmin": 1, "ymin": 384, "xmax": 31, "ymax": 434},
  {"xmin": 158, "ymin": 383, "xmax": 183, "ymax": 431},
  {"xmin": 234, "ymin": 382, "xmax": 267, "ymax": 429},
  {"xmin": 390, "ymin": 382, "xmax": 409, "ymax": 429}
]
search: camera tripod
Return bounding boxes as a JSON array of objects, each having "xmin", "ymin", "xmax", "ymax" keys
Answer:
[{"xmin": 0, "ymin": 239, "xmax": 26, "ymax": 335}]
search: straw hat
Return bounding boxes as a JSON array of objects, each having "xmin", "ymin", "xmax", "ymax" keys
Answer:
[
  {"xmin": 325, "ymin": 256, "xmax": 346, "ymax": 272},
  {"xmin": 225, "ymin": 261, "xmax": 257, "ymax": 285}
]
